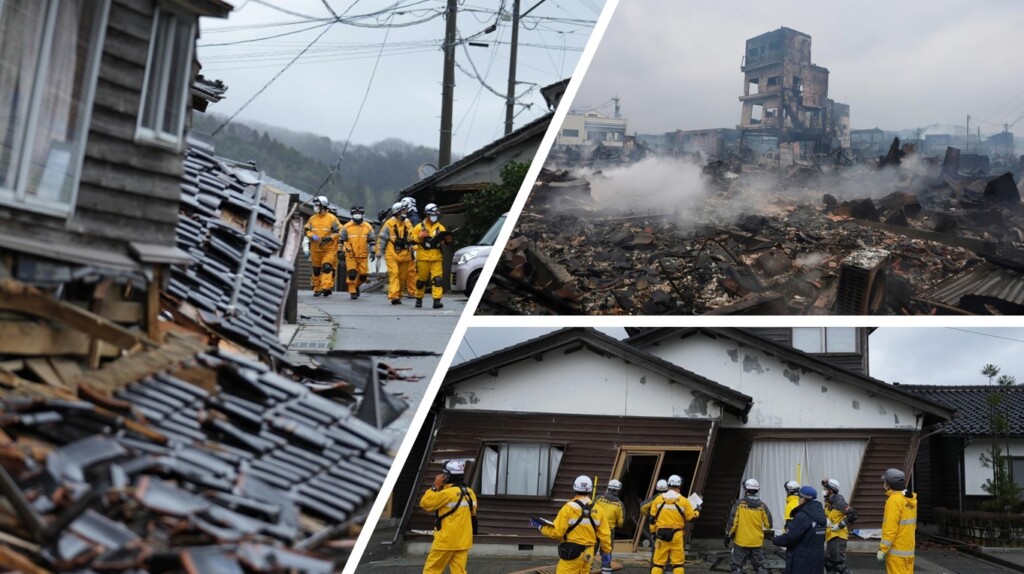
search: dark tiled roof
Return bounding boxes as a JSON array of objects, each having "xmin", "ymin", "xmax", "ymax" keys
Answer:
[
  {"xmin": 168, "ymin": 148, "xmax": 291, "ymax": 360},
  {"xmin": 899, "ymin": 384, "xmax": 1024, "ymax": 436}
]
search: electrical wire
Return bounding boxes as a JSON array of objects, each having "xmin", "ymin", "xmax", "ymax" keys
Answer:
[
  {"xmin": 946, "ymin": 328, "xmax": 1024, "ymax": 345},
  {"xmin": 212, "ymin": 22, "xmax": 338, "ymax": 135},
  {"xmin": 249, "ymin": 0, "xmax": 320, "ymax": 19},
  {"xmin": 315, "ymin": 5, "xmax": 399, "ymax": 194}
]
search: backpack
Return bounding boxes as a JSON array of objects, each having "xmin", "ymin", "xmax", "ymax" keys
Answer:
[{"xmin": 435, "ymin": 486, "xmax": 476, "ymax": 534}]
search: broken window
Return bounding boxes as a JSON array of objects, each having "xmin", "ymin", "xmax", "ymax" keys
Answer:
[
  {"xmin": 792, "ymin": 327, "xmax": 857, "ymax": 353},
  {"xmin": 475, "ymin": 442, "xmax": 565, "ymax": 497},
  {"xmin": 747, "ymin": 78, "xmax": 759, "ymax": 95},
  {"xmin": 0, "ymin": 0, "xmax": 108, "ymax": 215},
  {"xmin": 750, "ymin": 104, "xmax": 763, "ymax": 124},
  {"xmin": 769, "ymin": 40, "xmax": 782, "ymax": 51},
  {"xmin": 562, "ymin": 128, "xmax": 580, "ymax": 138},
  {"xmin": 767, "ymin": 76, "xmax": 780, "ymax": 88},
  {"xmin": 793, "ymin": 76, "xmax": 803, "ymax": 94},
  {"xmin": 137, "ymin": 8, "xmax": 195, "ymax": 149}
]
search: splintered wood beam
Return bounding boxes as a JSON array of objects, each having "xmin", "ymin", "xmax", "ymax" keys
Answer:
[{"xmin": 0, "ymin": 279, "xmax": 156, "ymax": 351}]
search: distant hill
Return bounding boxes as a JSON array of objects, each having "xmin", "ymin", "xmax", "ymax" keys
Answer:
[{"xmin": 192, "ymin": 114, "xmax": 442, "ymax": 213}]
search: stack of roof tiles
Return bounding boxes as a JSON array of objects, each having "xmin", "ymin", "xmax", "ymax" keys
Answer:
[
  {"xmin": 168, "ymin": 148, "xmax": 290, "ymax": 360},
  {"xmin": 0, "ymin": 339, "xmax": 393, "ymax": 572}
]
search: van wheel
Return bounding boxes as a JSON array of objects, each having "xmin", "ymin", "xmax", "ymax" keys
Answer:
[{"xmin": 466, "ymin": 270, "xmax": 482, "ymax": 295}]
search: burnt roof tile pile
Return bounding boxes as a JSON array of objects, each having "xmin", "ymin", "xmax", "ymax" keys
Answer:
[
  {"xmin": 169, "ymin": 148, "xmax": 291, "ymax": 360},
  {"xmin": 0, "ymin": 343, "xmax": 393, "ymax": 572}
]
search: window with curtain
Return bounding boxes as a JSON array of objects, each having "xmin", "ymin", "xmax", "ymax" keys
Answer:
[
  {"xmin": 136, "ymin": 8, "xmax": 194, "ymax": 148},
  {"xmin": 0, "ymin": 0, "xmax": 107, "ymax": 214},
  {"xmin": 741, "ymin": 439, "xmax": 868, "ymax": 530},
  {"xmin": 475, "ymin": 442, "xmax": 565, "ymax": 497},
  {"xmin": 792, "ymin": 327, "xmax": 857, "ymax": 353}
]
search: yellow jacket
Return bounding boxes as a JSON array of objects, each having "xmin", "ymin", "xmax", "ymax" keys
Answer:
[
  {"xmin": 648, "ymin": 490, "xmax": 698, "ymax": 532},
  {"xmin": 419, "ymin": 484, "xmax": 477, "ymax": 551},
  {"xmin": 824, "ymin": 493, "xmax": 856, "ymax": 541},
  {"xmin": 412, "ymin": 220, "xmax": 449, "ymax": 262},
  {"xmin": 540, "ymin": 495, "xmax": 612, "ymax": 555},
  {"xmin": 726, "ymin": 496, "xmax": 773, "ymax": 548},
  {"xmin": 880, "ymin": 490, "xmax": 917, "ymax": 557},
  {"xmin": 304, "ymin": 212, "xmax": 341, "ymax": 252},
  {"xmin": 784, "ymin": 494, "xmax": 799, "ymax": 526},
  {"xmin": 340, "ymin": 220, "xmax": 375, "ymax": 258},
  {"xmin": 595, "ymin": 494, "xmax": 624, "ymax": 531},
  {"xmin": 377, "ymin": 217, "xmax": 414, "ymax": 261}
]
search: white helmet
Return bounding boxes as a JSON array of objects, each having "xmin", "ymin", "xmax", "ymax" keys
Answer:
[
  {"xmin": 655, "ymin": 479, "xmax": 668, "ymax": 492},
  {"xmin": 316, "ymin": 195, "xmax": 329, "ymax": 207},
  {"xmin": 784, "ymin": 480, "xmax": 800, "ymax": 494},
  {"xmin": 444, "ymin": 459, "xmax": 465, "ymax": 475},
  {"xmin": 607, "ymin": 479, "xmax": 623, "ymax": 492},
  {"xmin": 667, "ymin": 474, "xmax": 682, "ymax": 487},
  {"xmin": 391, "ymin": 201, "xmax": 404, "ymax": 214},
  {"xmin": 822, "ymin": 478, "xmax": 840, "ymax": 493},
  {"xmin": 744, "ymin": 478, "xmax": 760, "ymax": 492},
  {"xmin": 573, "ymin": 475, "xmax": 593, "ymax": 493},
  {"xmin": 425, "ymin": 202, "xmax": 440, "ymax": 216}
]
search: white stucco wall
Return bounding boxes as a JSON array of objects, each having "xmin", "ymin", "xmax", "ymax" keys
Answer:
[
  {"xmin": 963, "ymin": 439, "xmax": 1024, "ymax": 496},
  {"xmin": 635, "ymin": 333, "xmax": 922, "ymax": 430},
  {"xmin": 448, "ymin": 345, "xmax": 724, "ymax": 419}
]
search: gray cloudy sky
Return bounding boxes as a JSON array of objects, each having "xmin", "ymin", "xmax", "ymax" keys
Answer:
[
  {"xmin": 197, "ymin": 1, "xmax": 604, "ymax": 153},
  {"xmin": 456, "ymin": 327, "xmax": 1024, "ymax": 387},
  {"xmin": 572, "ymin": 0, "xmax": 1024, "ymax": 137}
]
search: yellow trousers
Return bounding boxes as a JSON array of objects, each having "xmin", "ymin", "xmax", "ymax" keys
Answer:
[
  {"xmin": 346, "ymin": 255, "xmax": 369, "ymax": 294},
  {"xmin": 310, "ymin": 249, "xmax": 338, "ymax": 293},
  {"xmin": 651, "ymin": 532, "xmax": 685, "ymax": 574},
  {"xmin": 386, "ymin": 257, "xmax": 412, "ymax": 301},
  {"xmin": 556, "ymin": 551, "xmax": 594, "ymax": 574},
  {"xmin": 407, "ymin": 257, "xmax": 418, "ymax": 296},
  {"xmin": 423, "ymin": 548, "xmax": 467, "ymax": 574},
  {"xmin": 885, "ymin": 555, "xmax": 913, "ymax": 574},
  {"xmin": 416, "ymin": 259, "xmax": 444, "ymax": 300}
]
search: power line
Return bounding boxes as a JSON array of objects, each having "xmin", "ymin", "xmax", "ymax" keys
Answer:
[
  {"xmin": 463, "ymin": 338, "xmax": 480, "ymax": 359},
  {"xmin": 249, "ymin": 0, "xmax": 319, "ymax": 19},
  {"xmin": 315, "ymin": 5, "xmax": 399, "ymax": 195},
  {"xmin": 946, "ymin": 327, "xmax": 1024, "ymax": 345},
  {"xmin": 213, "ymin": 22, "xmax": 338, "ymax": 135}
]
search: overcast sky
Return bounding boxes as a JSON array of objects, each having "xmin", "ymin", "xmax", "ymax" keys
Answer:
[
  {"xmin": 571, "ymin": 0, "xmax": 1024, "ymax": 137},
  {"xmin": 197, "ymin": 0, "xmax": 604, "ymax": 154},
  {"xmin": 456, "ymin": 327, "xmax": 1024, "ymax": 387}
]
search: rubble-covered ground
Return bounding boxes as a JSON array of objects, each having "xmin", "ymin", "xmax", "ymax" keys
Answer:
[{"xmin": 480, "ymin": 151, "xmax": 1024, "ymax": 315}]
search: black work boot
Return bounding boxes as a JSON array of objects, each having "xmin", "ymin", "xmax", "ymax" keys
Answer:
[
  {"xmin": 313, "ymin": 291, "xmax": 322, "ymax": 297},
  {"xmin": 433, "ymin": 299, "xmax": 443, "ymax": 309},
  {"xmin": 323, "ymin": 290, "xmax": 332, "ymax": 297},
  {"xmin": 350, "ymin": 293, "xmax": 358, "ymax": 299},
  {"xmin": 415, "ymin": 298, "xmax": 423, "ymax": 308},
  {"xmin": 391, "ymin": 299, "xmax": 401, "ymax": 305}
]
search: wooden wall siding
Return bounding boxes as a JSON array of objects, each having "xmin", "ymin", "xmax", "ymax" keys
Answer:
[
  {"xmin": 915, "ymin": 435, "xmax": 967, "ymax": 522},
  {"xmin": 392, "ymin": 409, "xmax": 437, "ymax": 527},
  {"xmin": 406, "ymin": 411, "xmax": 714, "ymax": 544},
  {"xmin": 0, "ymin": 0, "xmax": 185, "ymax": 257},
  {"xmin": 848, "ymin": 432, "xmax": 914, "ymax": 528},
  {"xmin": 914, "ymin": 435, "xmax": 934, "ymax": 522},
  {"xmin": 691, "ymin": 428, "xmax": 752, "ymax": 538}
]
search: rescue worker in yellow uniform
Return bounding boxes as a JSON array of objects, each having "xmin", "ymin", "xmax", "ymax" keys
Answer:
[
  {"xmin": 412, "ymin": 203, "xmax": 453, "ymax": 309},
  {"xmin": 376, "ymin": 201, "xmax": 415, "ymax": 305},
  {"xmin": 725, "ymin": 478, "xmax": 773, "ymax": 574},
  {"xmin": 782, "ymin": 479, "xmax": 801, "ymax": 573},
  {"xmin": 878, "ymin": 468, "xmax": 916, "ymax": 574},
  {"xmin": 403, "ymin": 196, "xmax": 420, "ymax": 298},
  {"xmin": 532, "ymin": 475, "xmax": 612, "ymax": 574},
  {"xmin": 822, "ymin": 478, "xmax": 858, "ymax": 574},
  {"xmin": 647, "ymin": 474, "xmax": 699, "ymax": 574},
  {"xmin": 304, "ymin": 196, "xmax": 341, "ymax": 297},
  {"xmin": 339, "ymin": 205, "xmax": 376, "ymax": 299},
  {"xmin": 419, "ymin": 459, "xmax": 477, "ymax": 574},
  {"xmin": 639, "ymin": 479, "xmax": 669, "ymax": 549},
  {"xmin": 594, "ymin": 479, "xmax": 624, "ymax": 574}
]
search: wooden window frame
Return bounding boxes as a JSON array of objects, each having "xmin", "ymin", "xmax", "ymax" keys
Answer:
[
  {"xmin": 135, "ymin": 7, "xmax": 195, "ymax": 151},
  {"xmin": 472, "ymin": 441, "xmax": 567, "ymax": 500}
]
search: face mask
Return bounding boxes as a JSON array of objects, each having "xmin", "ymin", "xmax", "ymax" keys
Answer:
[
  {"xmin": 398, "ymin": 214, "xmax": 406, "ymax": 221},
  {"xmin": 353, "ymin": 214, "xmax": 363, "ymax": 222},
  {"xmin": 429, "ymin": 215, "xmax": 439, "ymax": 222},
  {"xmin": 314, "ymin": 206, "xmax": 322, "ymax": 214}
]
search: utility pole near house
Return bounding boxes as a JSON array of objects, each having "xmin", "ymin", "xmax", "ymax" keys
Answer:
[
  {"xmin": 504, "ymin": 0, "xmax": 521, "ymax": 135},
  {"xmin": 966, "ymin": 114, "xmax": 970, "ymax": 152},
  {"xmin": 439, "ymin": 0, "xmax": 457, "ymax": 167}
]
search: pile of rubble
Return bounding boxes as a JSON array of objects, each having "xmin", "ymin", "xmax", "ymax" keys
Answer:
[
  {"xmin": 481, "ymin": 152, "xmax": 1024, "ymax": 315},
  {"xmin": 0, "ymin": 146, "xmax": 401, "ymax": 571}
]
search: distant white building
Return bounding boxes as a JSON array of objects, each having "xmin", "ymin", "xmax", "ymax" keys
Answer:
[{"xmin": 557, "ymin": 111, "xmax": 628, "ymax": 148}]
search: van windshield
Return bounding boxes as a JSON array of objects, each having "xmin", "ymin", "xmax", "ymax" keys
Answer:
[{"xmin": 477, "ymin": 214, "xmax": 507, "ymax": 246}]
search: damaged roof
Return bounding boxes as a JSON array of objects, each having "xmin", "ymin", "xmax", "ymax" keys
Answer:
[
  {"xmin": 898, "ymin": 385, "xmax": 1024, "ymax": 436},
  {"xmin": 444, "ymin": 327, "xmax": 754, "ymax": 416},
  {"xmin": 624, "ymin": 327, "xmax": 955, "ymax": 420}
]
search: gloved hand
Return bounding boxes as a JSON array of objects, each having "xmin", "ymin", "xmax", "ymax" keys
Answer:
[
  {"xmin": 311, "ymin": 234, "xmax": 320, "ymax": 242},
  {"xmin": 601, "ymin": 553, "xmax": 612, "ymax": 567},
  {"xmin": 876, "ymin": 550, "xmax": 886, "ymax": 562},
  {"xmin": 528, "ymin": 518, "xmax": 544, "ymax": 529},
  {"xmin": 693, "ymin": 510, "xmax": 700, "ymax": 519},
  {"xmin": 830, "ymin": 523, "xmax": 840, "ymax": 531},
  {"xmin": 724, "ymin": 535, "xmax": 731, "ymax": 548},
  {"xmin": 432, "ymin": 473, "xmax": 445, "ymax": 490},
  {"xmin": 370, "ymin": 252, "xmax": 376, "ymax": 262}
]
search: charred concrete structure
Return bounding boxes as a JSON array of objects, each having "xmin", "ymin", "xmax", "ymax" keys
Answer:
[{"xmin": 739, "ymin": 27, "xmax": 849, "ymax": 159}]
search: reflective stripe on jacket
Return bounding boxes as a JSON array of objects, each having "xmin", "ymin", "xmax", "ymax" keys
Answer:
[
  {"xmin": 880, "ymin": 490, "xmax": 917, "ymax": 557},
  {"xmin": 539, "ymin": 495, "xmax": 612, "ymax": 555},
  {"xmin": 419, "ymin": 484, "xmax": 477, "ymax": 551}
]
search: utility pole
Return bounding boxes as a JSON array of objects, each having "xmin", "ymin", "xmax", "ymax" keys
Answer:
[
  {"xmin": 439, "ymin": 0, "xmax": 457, "ymax": 167},
  {"xmin": 966, "ymin": 114, "xmax": 970, "ymax": 152},
  {"xmin": 504, "ymin": 0, "xmax": 521, "ymax": 135}
]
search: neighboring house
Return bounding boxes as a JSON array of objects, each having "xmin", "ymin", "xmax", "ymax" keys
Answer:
[
  {"xmin": 393, "ymin": 327, "xmax": 952, "ymax": 557},
  {"xmin": 902, "ymin": 384, "xmax": 1024, "ymax": 522},
  {"xmin": 557, "ymin": 110, "xmax": 628, "ymax": 148},
  {"xmin": 0, "ymin": 0, "xmax": 231, "ymax": 340}
]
